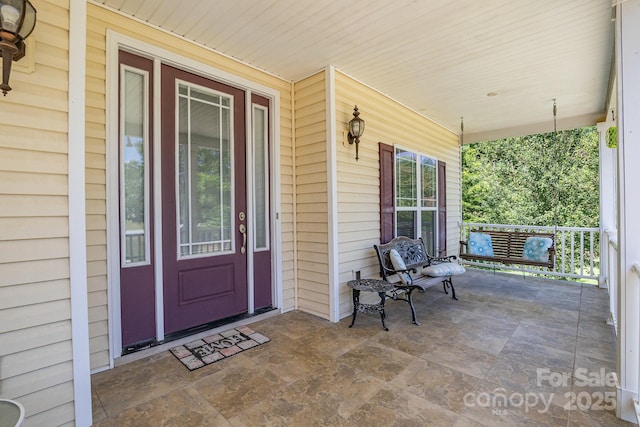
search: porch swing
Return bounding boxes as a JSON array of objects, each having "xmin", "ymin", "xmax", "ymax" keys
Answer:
[{"xmin": 459, "ymin": 101, "xmax": 562, "ymax": 271}]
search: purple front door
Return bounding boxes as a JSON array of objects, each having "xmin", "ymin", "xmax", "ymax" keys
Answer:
[
  {"xmin": 118, "ymin": 53, "xmax": 274, "ymax": 349},
  {"xmin": 160, "ymin": 65, "xmax": 248, "ymax": 334}
]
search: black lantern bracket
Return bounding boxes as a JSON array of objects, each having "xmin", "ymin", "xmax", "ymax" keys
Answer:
[
  {"xmin": 347, "ymin": 105, "xmax": 365, "ymax": 161},
  {"xmin": 0, "ymin": 0, "xmax": 37, "ymax": 96}
]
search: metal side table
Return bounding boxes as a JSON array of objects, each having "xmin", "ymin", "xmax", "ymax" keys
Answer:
[{"xmin": 347, "ymin": 278, "xmax": 394, "ymax": 331}]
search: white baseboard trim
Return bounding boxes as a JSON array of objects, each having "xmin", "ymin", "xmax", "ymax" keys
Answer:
[{"xmin": 617, "ymin": 385, "xmax": 639, "ymax": 424}]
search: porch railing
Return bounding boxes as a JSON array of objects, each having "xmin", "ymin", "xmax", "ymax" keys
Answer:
[
  {"xmin": 603, "ymin": 229, "xmax": 618, "ymax": 334},
  {"xmin": 460, "ymin": 222, "xmax": 600, "ymax": 282}
]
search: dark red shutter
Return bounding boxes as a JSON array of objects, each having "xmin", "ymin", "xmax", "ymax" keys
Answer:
[
  {"xmin": 437, "ymin": 160, "xmax": 447, "ymax": 256},
  {"xmin": 379, "ymin": 142, "xmax": 395, "ymax": 244}
]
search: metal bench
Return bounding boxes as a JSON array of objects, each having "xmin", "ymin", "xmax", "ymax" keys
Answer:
[
  {"xmin": 373, "ymin": 236, "xmax": 461, "ymax": 326},
  {"xmin": 459, "ymin": 229, "xmax": 555, "ymax": 270}
]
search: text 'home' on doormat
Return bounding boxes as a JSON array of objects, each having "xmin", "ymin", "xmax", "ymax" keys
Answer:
[{"xmin": 170, "ymin": 325, "xmax": 270, "ymax": 371}]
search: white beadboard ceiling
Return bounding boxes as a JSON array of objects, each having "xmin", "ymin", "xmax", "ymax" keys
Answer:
[{"xmin": 96, "ymin": 0, "xmax": 615, "ymax": 143}]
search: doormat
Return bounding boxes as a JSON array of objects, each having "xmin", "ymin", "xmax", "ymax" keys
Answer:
[{"xmin": 169, "ymin": 325, "xmax": 270, "ymax": 371}]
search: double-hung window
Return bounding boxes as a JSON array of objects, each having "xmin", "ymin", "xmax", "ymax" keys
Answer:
[{"xmin": 395, "ymin": 147, "xmax": 438, "ymax": 255}]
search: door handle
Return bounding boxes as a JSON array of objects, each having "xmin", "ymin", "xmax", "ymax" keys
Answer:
[{"xmin": 239, "ymin": 223, "xmax": 247, "ymax": 254}]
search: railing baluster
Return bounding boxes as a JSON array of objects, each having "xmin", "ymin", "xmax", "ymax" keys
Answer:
[
  {"xmin": 589, "ymin": 231, "xmax": 596, "ymax": 276},
  {"xmin": 580, "ymin": 231, "xmax": 584, "ymax": 277},
  {"xmin": 561, "ymin": 230, "xmax": 566, "ymax": 275}
]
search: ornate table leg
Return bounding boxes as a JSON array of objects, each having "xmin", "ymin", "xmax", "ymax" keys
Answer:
[
  {"xmin": 378, "ymin": 291, "xmax": 389, "ymax": 331},
  {"xmin": 349, "ymin": 289, "xmax": 360, "ymax": 328}
]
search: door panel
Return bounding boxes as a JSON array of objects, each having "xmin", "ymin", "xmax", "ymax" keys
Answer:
[
  {"xmin": 118, "ymin": 51, "xmax": 156, "ymax": 347},
  {"xmin": 161, "ymin": 64, "xmax": 248, "ymax": 334},
  {"xmin": 251, "ymin": 94, "xmax": 272, "ymax": 309}
]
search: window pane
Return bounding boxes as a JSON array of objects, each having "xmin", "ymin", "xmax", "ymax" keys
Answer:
[
  {"xmin": 253, "ymin": 106, "xmax": 268, "ymax": 250},
  {"xmin": 421, "ymin": 155, "xmax": 437, "ymax": 208},
  {"xmin": 421, "ymin": 210, "xmax": 436, "ymax": 255},
  {"xmin": 396, "ymin": 149, "xmax": 416, "ymax": 207},
  {"xmin": 396, "ymin": 211, "xmax": 416, "ymax": 238},
  {"xmin": 177, "ymin": 84, "xmax": 233, "ymax": 256},
  {"xmin": 122, "ymin": 69, "xmax": 147, "ymax": 264}
]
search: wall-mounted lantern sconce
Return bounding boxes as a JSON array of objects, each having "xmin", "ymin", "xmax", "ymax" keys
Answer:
[
  {"xmin": 0, "ymin": 0, "xmax": 37, "ymax": 96},
  {"xmin": 347, "ymin": 105, "xmax": 365, "ymax": 161}
]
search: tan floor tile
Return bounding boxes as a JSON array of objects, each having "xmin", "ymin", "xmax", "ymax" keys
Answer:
[
  {"xmin": 228, "ymin": 361, "xmax": 385, "ymax": 426},
  {"xmin": 500, "ymin": 337, "xmax": 575, "ymax": 373},
  {"xmin": 347, "ymin": 383, "xmax": 461, "ymax": 426},
  {"xmin": 92, "ymin": 352, "xmax": 192, "ymax": 417},
  {"xmin": 308, "ymin": 319, "xmax": 386, "ymax": 358},
  {"xmin": 391, "ymin": 358, "xmax": 480, "ymax": 414},
  {"xmin": 241, "ymin": 333, "xmax": 334, "ymax": 384},
  {"xmin": 458, "ymin": 311, "xmax": 520, "ymax": 337},
  {"xmin": 576, "ymin": 336, "xmax": 617, "ymax": 362},
  {"xmin": 420, "ymin": 337, "xmax": 497, "ymax": 379},
  {"xmin": 337, "ymin": 341, "xmax": 419, "ymax": 382},
  {"xmin": 512, "ymin": 322, "xmax": 578, "ymax": 354},
  {"xmin": 92, "ymin": 386, "xmax": 231, "ymax": 427},
  {"xmin": 193, "ymin": 356, "xmax": 289, "ymax": 419},
  {"xmin": 447, "ymin": 323, "xmax": 512, "ymax": 356},
  {"xmin": 91, "ymin": 390, "xmax": 107, "ymax": 424}
]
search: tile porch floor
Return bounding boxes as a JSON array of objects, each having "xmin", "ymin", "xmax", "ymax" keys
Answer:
[{"xmin": 92, "ymin": 269, "xmax": 633, "ymax": 426}]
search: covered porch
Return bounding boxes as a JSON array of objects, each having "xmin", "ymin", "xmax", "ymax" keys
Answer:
[
  {"xmin": 4, "ymin": 1, "xmax": 640, "ymax": 426},
  {"xmin": 91, "ymin": 269, "xmax": 627, "ymax": 426}
]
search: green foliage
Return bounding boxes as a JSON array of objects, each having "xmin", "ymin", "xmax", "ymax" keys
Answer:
[
  {"xmin": 462, "ymin": 127, "xmax": 599, "ymax": 228},
  {"xmin": 606, "ymin": 126, "xmax": 617, "ymax": 148}
]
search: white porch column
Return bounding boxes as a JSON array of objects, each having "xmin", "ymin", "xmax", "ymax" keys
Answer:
[
  {"xmin": 597, "ymin": 121, "xmax": 616, "ymax": 291},
  {"xmin": 615, "ymin": 0, "xmax": 640, "ymax": 423}
]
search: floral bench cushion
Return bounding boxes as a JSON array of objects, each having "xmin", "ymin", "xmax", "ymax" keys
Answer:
[
  {"xmin": 522, "ymin": 236, "xmax": 553, "ymax": 263},
  {"xmin": 467, "ymin": 232, "xmax": 494, "ymax": 257}
]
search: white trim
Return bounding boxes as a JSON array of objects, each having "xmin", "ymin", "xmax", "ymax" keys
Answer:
[
  {"xmin": 393, "ymin": 145, "xmax": 439, "ymax": 251},
  {"xmin": 616, "ymin": 1, "xmax": 640, "ymax": 423},
  {"xmin": 153, "ymin": 58, "xmax": 165, "ymax": 343},
  {"xmin": 106, "ymin": 32, "xmax": 122, "ymax": 360},
  {"xmin": 325, "ymin": 65, "xmax": 340, "ymax": 323},
  {"xmin": 464, "ymin": 112, "xmax": 603, "ymax": 145},
  {"xmin": 617, "ymin": 385, "xmax": 639, "ymax": 423},
  {"xmin": 272, "ymin": 92, "xmax": 283, "ymax": 310},
  {"xmin": 246, "ymin": 90, "xmax": 255, "ymax": 313},
  {"xmin": 106, "ymin": 32, "xmax": 284, "ymax": 364},
  {"xmin": 69, "ymin": 1, "xmax": 92, "ymax": 425},
  {"xmin": 113, "ymin": 33, "xmax": 278, "ymax": 100},
  {"xmin": 597, "ymin": 121, "xmax": 616, "ymax": 289}
]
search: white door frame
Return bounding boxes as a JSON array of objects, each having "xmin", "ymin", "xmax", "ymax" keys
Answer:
[{"xmin": 105, "ymin": 31, "xmax": 282, "ymax": 363}]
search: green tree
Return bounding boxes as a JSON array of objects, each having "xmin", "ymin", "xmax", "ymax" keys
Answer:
[{"xmin": 461, "ymin": 126, "xmax": 599, "ymax": 228}]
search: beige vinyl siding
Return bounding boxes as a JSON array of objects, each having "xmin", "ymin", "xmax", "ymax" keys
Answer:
[
  {"xmin": 0, "ymin": 0, "xmax": 75, "ymax": 425},
  {"xmin": 334, "ymin": 71, "xmax": 461, "ymax": 318},
  {"xmin": 293, "ymin": 71, "xmax": 330, "ymax": 319},
  {"xmin": 86, "ymin": 3, "xmax": 295, "ymax": 368}
]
